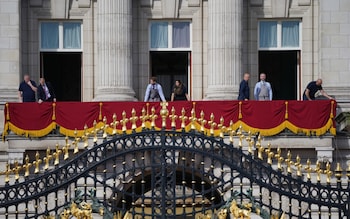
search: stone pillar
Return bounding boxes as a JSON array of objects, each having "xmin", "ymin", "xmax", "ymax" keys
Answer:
[
  {"xmin": 205, "ymin": 0, "xmax": 243, "ymax": 100},
  {"xmin": 0, "ymin": 0, "xmax": 21, "ymax": 104},
  {"xmin": 94, "ymin": 0, "xmax": 136, "ymax": 101}
]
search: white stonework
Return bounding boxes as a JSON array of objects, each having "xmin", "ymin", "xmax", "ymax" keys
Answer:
[
  {"xmin": 0, "ymin": 0, "xmax": 20, "ymax": 104},
  {"xmin": 205, "ymin": 0, "xmax": 242, "ymax": 100},
  {"xmin": 94, "ymin": 0, "xmax": 136, "ymax": 101}
]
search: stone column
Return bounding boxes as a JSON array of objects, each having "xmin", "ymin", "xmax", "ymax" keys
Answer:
[
  {"xmin": 205, "ymin": 0, "xmax": 243, "ymax": 100},
  {"xmin": 94, "ymin": 0, "xmax": 136, "ymax": 101},
  {"xmin": 0, "ymin": 0, "xmax": 20, "ymax": 104}
]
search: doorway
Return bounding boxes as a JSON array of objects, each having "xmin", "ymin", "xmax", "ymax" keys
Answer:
[
  {"xmin": 150, "ymin": 52, "xmax": 190, "ymax": 101},
  {"xmin": 259, "ymin": 51, "xmax": 299, "ymax": 100},
  {"xmin": 41, "ymin": 52, "xmax": 82, "ymax": 101}
]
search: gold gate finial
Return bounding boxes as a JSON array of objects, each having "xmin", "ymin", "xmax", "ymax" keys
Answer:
[
  {"xmin": 160, "ymin": 102, "xmax": 169, "ymax": 128},
  {"xmin": 23, "ymin": 155, "xmax": 32, "ymax": 177},
  {"xmin": 34, "ymin": 151, "xmax": 42, "ymax": 174},
  {"xmin": 179, "ymin": 108, "xmax": 188, "ymax": 129},
  {"xmin": 169, "ymin": 107, "xmax": 177, "ymax": 128}
]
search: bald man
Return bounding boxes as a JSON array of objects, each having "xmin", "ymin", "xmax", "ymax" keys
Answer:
[{"xmin": 303, "ymin": 79, "xmax": 333, "ymax": 100}]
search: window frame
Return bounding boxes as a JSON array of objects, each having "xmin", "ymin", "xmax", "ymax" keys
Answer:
[
  {"xmin": 258, "ymin": 19, "xmax": 302, "ymax": 51},
  {"xmin": 39, "ymin": 21, "xmax": 83, "ymax": 52},
  {"xmin": 149, "ymin": 20, "xmax": 192, "ymax": 51}
]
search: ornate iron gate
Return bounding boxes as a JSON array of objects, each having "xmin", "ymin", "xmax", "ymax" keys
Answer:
[{"xmin": 0, "ymin": 129, "xmax": 349, "ymax": 218}]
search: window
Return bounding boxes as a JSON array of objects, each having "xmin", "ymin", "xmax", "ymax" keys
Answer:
[
  {"xmin": 40, "ymin": 21, "xmax": 82, "ymax": 51},
  {"xmin": 150, "ymin": 21, "xmax": 191, "ymax": 50},
  {"xmin": 259, "ymin": 20, "xmax": 301, "ymax": 50}
]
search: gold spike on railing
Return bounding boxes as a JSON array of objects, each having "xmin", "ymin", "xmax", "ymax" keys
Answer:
[
  {"xmin": 305, "ymin": 159, "xmax": 312, "ymax": 180},
  {"xmin": 44, "ymin": 148, "xmax": 52, "ymax": 170},
  {"xmin": 179, "ymin": 108, "xmax": 187, "ymax": 129},
  {"xmin": 110, "ymin": 113, "xmax": 119, "ymax": 135},
  {"xmin": 139, "ymin": 108, "xmax": 148, "ymax": 130},
  {"xmin": 23, "ymin": 155, "xmax": 32, "ymax": 177},
  {"xmin": 83, "ymin": 124, "xmax": 89, "ymax": 148},
  {"xmin": 208, "ymin": 113, "xmax": 217, "ymax": 136},
  {"xmin": 33, "ymin": 151, "xmax": 42, "ymax": 174},
  {"xmin": 73, "ymin": 129, "xmax": 79, "ymax": 154},
  {"xmin": 93, "ymin": 120, "xmax": 98, "ymax": 143},
  {"xmin": 102, "ymin": 116, "xmax": 108, "ymax": 138},
  {"xmin": 12, "ymin": 159, "xmax": 21, "ymax": 181},
  {"xmin": 218, "ymin": 117, "xmax": 226, "ymax": 139},
  {"xmin": 285, "ymin": 151, "xmax": 293, "ymax": 174},
  {"xmin": 295, "ymin": 155, "xmax": 302, "ymax": 177},
  {"xmin": 227, "ymin": 121, "xmax": 233, "ymax": 143},
  {"xmin": 130, "ymin": 109, "xmax": 138, "ymax": 131},
  {"xmin": 149, "ymin": 107, "xmax": 157, "ymax": 129},
  {"xmin": 4, "ymin": 162, "xmax": 10, "ymax": 183},
  {"xmin": 265, "ymin": 143, "xmax": 273, "ymax": 165},
  {"xmin": 189, "ymin": 108, "xmax": 197, "ymax": 130},
  {"xmin": 335, "ymin": 163, "xmax": 343, "ymax": 182},
  {"xmin": 160, "ymin": 102, "xmax": 168, "ymax": 128},
  {"xmin": 324, "ymin": 162, "xmax": 332, "ymax": 184},
  {"xmin": 53, "ymin": 144, "xmax": 62, "ymax": 166},
  {"xmin": 275, "ymin": 148, "xmax": 283, "ymax": 171},
  {"xmin": 314, "ymin": 161, "xmax": 322, "ymax": 183},
  {"xmin": 198, "ymin": 111, "xmax": 207, "ymax": 133},
  {"xmin": 256, "ymin": 136, "xmax": 264, "ymax": 160},
  {"xmin": 169, "ymin": 107, "xmax": 177, "ymax": 129},
  {"xmin": 237, "ymin": 127, "xmax": 243, "ymax": 148},
  {"xmin": 63, "ymin": 136, "xmax": 70, "ymax": 160}
]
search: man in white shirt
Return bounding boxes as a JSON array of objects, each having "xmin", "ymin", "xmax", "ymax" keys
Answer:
[
  {"xmin": 144, "ymin": 77, "xmax": 166, "ymax": 102},
  {"xmin": 254, "ymin": 73, "xmax": 273, "ymax": 101}
]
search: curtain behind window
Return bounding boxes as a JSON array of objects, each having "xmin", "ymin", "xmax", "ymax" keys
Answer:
[
  {"xmin": 63, "ymin": 22, "xmax": 81, "ymax": 49},
  {"xmin": 172, "ymin": 22, "xmax": 190, "ymax": 48},
  {"xmin": 41, "ymin": 22, "xmax": 59, "ymax": 49},
  {"xmin": 259, "ymin": 21, "xmax": 277, "ymax": 48},
  {"xmin": 282, "ymin": 21, "xmax": 299, "ymax": 47},
  {"xmin": 151, "ymin": 22, "xmax": 168, "ymax": 48}
]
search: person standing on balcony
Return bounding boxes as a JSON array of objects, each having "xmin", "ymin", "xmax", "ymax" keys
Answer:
[
  {"xmin": 18, "ymin": 74, "xmax": 37, "ymax": 102},
  {"xmin": 37, "ymin": 77, "xmax": 56, "ymax": 103},
  {"xmin": 238, "ymin": 73, "xmax": 250, "ymax": 100},
  {"xmin": 171, "ymin": 80, "xmax": 190, "ymax": 101},
  {"xmin": 144, "ymin": 76, "xmax": 166, "ymax": 102},
  {"xmin": 254, "ymin": 73, "xmax": 273, "ymax": 101},
  {"xmin": 303, "ymin": 79, "xmax": 333, "ymax": 101}
]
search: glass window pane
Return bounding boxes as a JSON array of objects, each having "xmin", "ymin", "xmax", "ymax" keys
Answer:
[
  {"xmin": 282, "ymin": 21, "xmax": 299, "ymax": 47},
  {"xmin": 41, "ymin": 22, "xmax": 59, "ymax": 49},
  {"xmin": 63, "ymin": 22, "xmax": 81, "ymax": 49},
  {"xmin": 259, "ymin": 21, "xmax": 277, "ymax": 48},
  {"xmin": 150, "ymin": 22, "xmax": 168, "ymax": 48},
  {"xmin": 172, "ymin": 22, "xmax": 190, "ymax": 48}
]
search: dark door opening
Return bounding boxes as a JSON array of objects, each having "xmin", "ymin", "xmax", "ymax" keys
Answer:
[
  {"xmin": 259, "ymin": 51, "xmax": 298, "ymax": 100},
  {"xmin": 150, "ymin": 52, "xmax": 190, "ymax": 101},
  {"xmin": 41, "ymin": 52, "xmax": 82, "ymax": 101}
]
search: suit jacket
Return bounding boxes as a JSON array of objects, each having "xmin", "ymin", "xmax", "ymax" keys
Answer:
[
  {"xmin": 37, "ymin": 82, "xmax": 56, "ymax": 102},
  {"xmin": 238, "ymin": 80, "xmax": 249, "ymax": 100}
]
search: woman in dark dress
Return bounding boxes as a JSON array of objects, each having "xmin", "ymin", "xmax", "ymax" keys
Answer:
[{"xmin": 171, "ymin": 80, "xmax": 190, "ymax": 101}]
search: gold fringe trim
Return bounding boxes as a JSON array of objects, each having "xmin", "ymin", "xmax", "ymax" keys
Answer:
[{"xmin": 7, "ymin": 122, "xmax": 56, "ymax": 138}]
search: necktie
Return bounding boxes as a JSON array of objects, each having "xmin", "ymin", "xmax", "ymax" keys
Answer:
[{"xmin": 44, "ymin": 84, "xmax": 50, "ymax": 100}]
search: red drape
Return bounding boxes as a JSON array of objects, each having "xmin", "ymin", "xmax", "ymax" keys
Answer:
[{"xmin": 3, "ymin": 100, "xmax": 336, "ymax": 138}]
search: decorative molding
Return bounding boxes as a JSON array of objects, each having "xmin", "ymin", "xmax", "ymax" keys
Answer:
[
  {"xmin": 188, "ymin": 0, "xmax": 200, "ymax": 7},
  {"xmin": 298, "ymin": 0, "xmax": 311, "ymax": 6},
  {"xmin": 250, "ymin": 0, "xmax": 263, "ymax": 7},
  {"xmin": 140, "ymin": 0, "xmax": 153, "ymax": 7},
  {"xmin": 29, "ymin": 0, "xmax": 43, "ymax": 7},
  {"xmin": 78, "ymin": 0, "xmax": 91, "ymax": 8},
  {"xmin": 161, "ymin": 0, "xmax": 180, "ymax": 18},
  {"xmin": 271, "ymin": 0, "xmax": 290, "ymax": 18}
]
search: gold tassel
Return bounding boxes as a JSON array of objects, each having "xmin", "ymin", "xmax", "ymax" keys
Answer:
[
  {"xmin": 99, "ymin": 102, "xmax": 103, "ymax": 121},
  {"xmin": 238, "ymin": 101, "xmax": 242, "ymax": 119},
  {"xmin": 52, "ymin": 103, "xmax": 56, "ymax": 120}
]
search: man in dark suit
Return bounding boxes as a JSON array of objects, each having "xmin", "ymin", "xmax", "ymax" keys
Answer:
[
  {"xmin": 37, "ymin": 77, "xmax": 56, "ymax": 103},
  {"xmin": 238, "ymin": 73, "xmax": 250, "ymax": 100}
]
